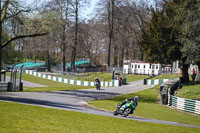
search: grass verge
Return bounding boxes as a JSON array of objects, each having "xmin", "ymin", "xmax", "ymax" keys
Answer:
[
  {"xmin": 21, "ymin": 73, "xmax": 94, "ymax": 92},
  {"xmin": 125, "ymin": 74, "xmax": 149, "ymax": 82},
  {"xmin": 0, "ymin": 101, "xmax": 199, "ymax": 133},
  {"xmin": 88, "ymin": 86, "xmax": 200, "ymax": 126},
  {"xmin": 151, "ymin": 74, "xmax": 181, "ymax": 80},
  {"xmin": 176, "ymin": 82, "xmax": 200, "ymax": 100},
  {"xmin": 39, "ymin": 72, "xmax": 148, "ymax": 82}
]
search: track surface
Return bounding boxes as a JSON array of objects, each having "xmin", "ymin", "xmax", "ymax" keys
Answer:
[{"xmin": 0, "ymin": 80, "xmax": 199, "ymax": 129}]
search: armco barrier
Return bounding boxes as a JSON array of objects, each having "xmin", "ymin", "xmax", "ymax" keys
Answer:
[
  {"xmin": 25, "ymin": 70, "xmax": 117, "ymax": 87},
  {"xmin": 169, "ymin": 95, "xmax": 200, "ymax": 115},
  {"xmin": 144, "ymin": 79, "xmax": 171, "ymax": 85}
]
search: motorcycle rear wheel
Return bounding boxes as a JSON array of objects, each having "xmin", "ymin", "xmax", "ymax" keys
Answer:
[{"xmin": 122, "ymin": 108, "xmax": 131, "ymax": 117}]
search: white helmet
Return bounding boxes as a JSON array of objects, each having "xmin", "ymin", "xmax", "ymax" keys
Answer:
[{"xmin": 134, "ymin": 96, "xmax": 139, "ymax": 101}]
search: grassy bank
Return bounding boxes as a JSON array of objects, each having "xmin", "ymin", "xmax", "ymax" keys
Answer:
[
  {"xmin": 177, "ymin": 82, "xmax": 200, "ymax": 100},
  {"xmin": 5, "ymin": 72, "xmax": 148, "ymax": 92},
  {"xmin": 150, "ymin": 74, "xmax": 199, "ymax": 99},
  {"xmin": 151, "ymin": 74, "xmax": 181, "ymax": 80},
  {"xmin": 88, "ymin": 86, "xmax": 200, "ymax": 126},
  {"xmin": 20, "ymin": 73, "xmax": 94, "ymax": 92},
  {"xmin": 0, "ymin": 101, "xmax": 199, "ymax": 133},
  {"xmin": 44, "ymin": 72, "xmax": 148, "ymax": 82}
]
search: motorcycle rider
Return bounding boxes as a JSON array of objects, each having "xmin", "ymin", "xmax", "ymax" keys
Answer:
[
  {"xmin": 118, "ymin": 96, "xmax": 138, "ymax": 108},
  {"xmin": 94, "ymin": 77, "xmax": 101, "ymax": 90}
]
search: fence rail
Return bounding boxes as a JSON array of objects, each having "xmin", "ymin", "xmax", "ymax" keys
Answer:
[
  {"xmin": 24, "ymin": 70, "xmax": 118, "ymax": 87},
  {"xmin": 170, "ymin": 95, "xmax": 200, "ymax": 115},
  {"xmin": 144, "ymin": 79, "xmax": 171, "ymax": 85}
]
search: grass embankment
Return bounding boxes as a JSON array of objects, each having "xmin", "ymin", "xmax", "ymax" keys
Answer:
[
  {"xmin": 51, "ymin": 72, "xmax": 113, "ymax": 82},
  {"xmin": 49, "ymin": 72, "xmax": 148, "ymax": 82},
  {"xmin": 151, "ymin": 74, "xmax": 200, "ymax": 99},
  {"xmin": 5, "ymin": 72, "xmax": 148, "ymax": 91},
  {"xmin": 0, "ymin": 101, "xmax": 199, "ymax": 133},
  {"xmin": 20, "ymin": 73, "xmax": 93, "ymax": 92},
  {"xmin": 88, "ymin": 86, "xmax": 200, "ymax": 126},
  {"xmin": 151, "ymin": 74, "xmax": 182, "ymax": 80},
  {"xmin": 177, "ymin": 82, "xmax": 200, "ymax": 100},
  {"xmin": 125, "ymin": 74, "xmax": 149, "ymax": 82}
]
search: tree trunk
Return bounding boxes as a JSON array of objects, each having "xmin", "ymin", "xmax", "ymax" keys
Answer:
[
  {"xmin": 107, "ymin": 0, "xmax": 115, "ymax": 72},
  {"xmin": 113, "ymin": 41, "xmax": 118, "ymax": 67},
  {"xmin": 182, "ymin": 64, "xmax": 190, "ymax": 83},
  {"xmin": 119, "ymin": 47, "xmax": 124, "ymax": 68},
  {"xmin": 47, "ymin": 50, "xmax": 51, "ymax": 72},
  {"xmin": 62, "ymin": 46, "xmax": 66, "ymax": 72},
  {"xmin": 71, "ymin": 0, "xmax": 78, "ymax": 71},
  {"xmin": 197, "ymin": 62, "xmax": 200, "ymax": 73},
  {"xmin": 107, "ymin": 2, "xmax": 111, "ymax": 72},
  {"xmin": 71, "ymin": 48, "xmax": 75, "ymax": 71},
  {"xmin": 0, "ymin": 1, "xmax": 2, "ymax": 81},
  {"xmin": 125, "ymin": 46, "xmax": 129, "ymax": 60}
]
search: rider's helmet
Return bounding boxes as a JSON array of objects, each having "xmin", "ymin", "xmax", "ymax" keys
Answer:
[
  {"xmin": 126, "ymin": 97, "xmax": 133, "ymax": 101},
  {"xmin": 134, "ymin": 96, "xmax": 139, "ymax": 102}
]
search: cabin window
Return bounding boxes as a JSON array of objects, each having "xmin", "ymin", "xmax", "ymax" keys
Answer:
[
  {"xmin": 135, "ymin": 64, "xmax": 137, "ymax": 68},
  {"xmin": 152, "ymin": 65, "xmax": 155, "ymax": 69},
  {"xmin": 156, "ymin": 65, "xmax": 158, "ymax": 69},
  {"xmin": 138, "ymin": 65, "xmax": 140, "ymax": 68},
  {"xmin": 149, "ymin": 64, "xmax": 151, "ymax": 69},
  {"xmin": 144, "ymin": 65, "xmax": 146, "ymax": 69},
  {"xmin": 132, "ymin": 64, "xmax": 134, "ymax": 68}
]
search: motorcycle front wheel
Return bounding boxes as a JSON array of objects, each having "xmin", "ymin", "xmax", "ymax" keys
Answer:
[
  {"xmin": 113, "ymin": 110, "xmax": 118, "ymax": 115},
  {"xmin": 122, "ymin": 108, "xmax": 131, "ymax": 117},
  {"xmin": 96, "ymin": 85, "xmax": 99, "ymax": 90}
]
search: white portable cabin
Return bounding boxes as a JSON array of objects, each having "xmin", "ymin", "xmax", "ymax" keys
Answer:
[
  {"xmin": 123, "ymin": 62, "xmax": 162, "ymax": 75},
  {"xmin": 123, "ymin": 64, "xmax": 129, "ymax": 74}
]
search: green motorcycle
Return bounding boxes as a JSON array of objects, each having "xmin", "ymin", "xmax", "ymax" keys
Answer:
[{"xmin": 113, "ymin": 100, "xmax": 136, "ymax": 117}]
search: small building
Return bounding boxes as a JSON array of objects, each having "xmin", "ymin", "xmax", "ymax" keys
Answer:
[{"xmin": 123, "ymin": 62, "xmax": 162, "ymax": 75}]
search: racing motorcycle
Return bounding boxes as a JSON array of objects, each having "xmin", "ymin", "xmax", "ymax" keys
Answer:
[
  {"xmin": 95, "ymin": 81, "xmax": 100, "ymax": 90},
  {"xmin": 113, "ymin": 100, "xmax": 136, "ymax": 117}
]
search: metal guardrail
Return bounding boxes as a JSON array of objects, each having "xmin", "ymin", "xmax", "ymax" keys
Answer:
[
  {"xmin": 0, "ymin": 71, "xmax": 6, "ymax": 82},
  {"xmin": 170, "ymin": 95, "xmax": 200, "ymax": 115},
  {"xmin": 7, "ymin": 65, "xmax": 23, "ymax": 91},
  {"xmin": 144, "ymin": 79, "xmax": 171, "ymax": 85}
]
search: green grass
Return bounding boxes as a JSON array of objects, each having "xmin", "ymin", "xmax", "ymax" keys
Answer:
[
  {"xmin": 5, "ymin": 72, "xmax": 147, "ymax": 92},
  {"xmin": 125, "ymin": 74, "xmax": 149, "ymax": 82},
  {"xmin": 0, "ymin": 101, "xmax": 199, "ymax": 133},
  {"xmin": 151, "ymin": 74, "xmax": 182, "ymax": 80},
  {"xmin": 52, "ymin": 72, "xmax": 113, "ymax": 82},
  {"xmin": 20, "ymin": 73, "xmax": 94, "ymax": 92},
  {"xmin": 177, "ymin": 82, "xmax": 200, "ymax": 100},
  {"xmin": 47, "ymin": 72, "xmax": 148, "ymax": 82},
  {"xmin": 88, "ymin": 86, "xmax": 200, "ymax": 126}
]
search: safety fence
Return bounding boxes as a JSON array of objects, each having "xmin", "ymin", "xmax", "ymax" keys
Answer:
[
  {"xmin": 144, "ymin": 79, "xmax": 171, "ymax": 85},
  {"xmin": 0, "ymin": 66, "xmax": 23, "ymax": 92},
  {"xmin": 169, "ymin": 95, "xmax": 200, "ymax": 115},
  {"xmin": 25, "ymin": 70, "xmax": 118, "ymax": 87}
]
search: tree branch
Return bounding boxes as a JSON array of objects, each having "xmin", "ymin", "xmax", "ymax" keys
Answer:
[
  {"xmin": 1, "ymin": 32, "xmax": 48, "ymax": 49},
  {"xmin": 6, "ymin": 9, "xmax": 31, "ymax": 21},
  {"xmin": 1, "ymin": 0, "xmax": 10, "ymax": 21}
]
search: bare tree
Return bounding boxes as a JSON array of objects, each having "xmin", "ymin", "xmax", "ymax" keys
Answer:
[
  {"xmin": 70, "ymin": 0, "xmax": 89, "ymax": 71},
  {"xmin": 42, "ymin": 0, "xmax": 73, "ymax": 72},
  {"xmin": 0, "ymin": 0, "xmax": 47, "ymax": 75}
]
